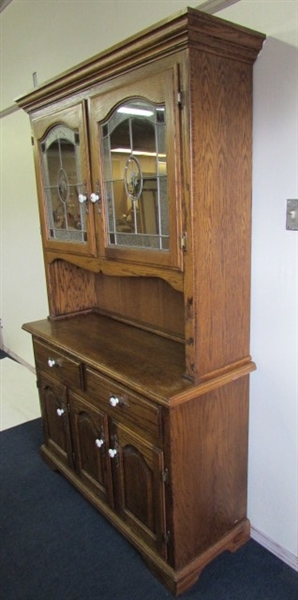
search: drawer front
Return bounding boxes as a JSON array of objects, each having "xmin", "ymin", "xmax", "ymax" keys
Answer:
[
  {"xmin": 33, "ymin": 339, "xmax": 82, "ymax": 390},
  {"xmin": 85, "ymin": 368, "xmax": 161, "ymax": 445}
]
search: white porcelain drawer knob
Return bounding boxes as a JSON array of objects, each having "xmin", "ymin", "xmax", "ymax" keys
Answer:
[
  {"xmin": 56, "ymin": 408, "xmax": 64, "ymax": 417},
  {"xmin": 108, "ymin": 448, "xmax": 117, "ymax": 458},
  {"xmin": 109, "ymin": 395, "xmax": 119, "ymax": 407},
  {"xmin": 95, "ymin": 438, "xmax": 104, "ymax": 448},
  {"xmin": 48, "ymin": 358, "xmax": 62, "ymax": 368}
]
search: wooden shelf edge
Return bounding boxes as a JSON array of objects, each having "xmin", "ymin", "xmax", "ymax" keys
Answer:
[{"xmin": 170, "ymin": 360, "xmax": 256, "ymax": 407}]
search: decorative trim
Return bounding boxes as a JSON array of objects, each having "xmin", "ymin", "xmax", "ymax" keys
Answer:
[
  {"xmin": 197, "ymin": 0, "xmax": 241, "ymax": 14},
  {"xmin": 251, "ymin": 526, "xmax": 298, "ymax": 572}
]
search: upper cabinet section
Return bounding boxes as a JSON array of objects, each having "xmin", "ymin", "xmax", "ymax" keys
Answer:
[
  {"xmin": 18, "ymin": 7, "xmax": 265, "ymax": 289},
  {"xmin": 31, "ymin": 65, "xmax": 182, "ymax": 272},
  {"xmin": 89, "ymin": 67, "xmax": 182, "ymax": 269},
  {"xmin": 32, "ymin": 103, "xmax": 97, "ymax": 257}
]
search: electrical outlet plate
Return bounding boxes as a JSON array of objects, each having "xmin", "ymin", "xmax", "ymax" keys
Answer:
[{"xmin": 286, "ymin": 199, "xmax": 298, "ymax": 231}]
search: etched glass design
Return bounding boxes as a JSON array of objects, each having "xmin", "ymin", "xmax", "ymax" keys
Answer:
[
  {"xmin": 101, "ymin": 100, "xmax": 169, "ymax": 251},
  {"xmin": 40, "ymin": 125, "xmax": 87, "ymax": 243}
]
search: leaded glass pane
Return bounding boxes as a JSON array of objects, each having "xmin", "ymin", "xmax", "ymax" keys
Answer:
[
  {"xmin": 159, "ymin": 177, "xmax": 169, "ymax": 236},
  {"xmin": 102, "ymin": 137, "xmax": 112, "ymax": 181},
  {"xmin": 101, "ymin": 99, "xmax": 169, "ymax": 251},
  {"xmin": 40, "ymin": 125, "xmax": 87, "ymax": 244}
]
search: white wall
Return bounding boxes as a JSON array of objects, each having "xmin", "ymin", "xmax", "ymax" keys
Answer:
[
  {"xmin": 218, "ymin": 0, "xmax": 298, "ymax": 568},
  {"xmin": 250, "ymin": 37, "xmax": 297, "ymax": 565},
  {"xmin": 1, "ymin": 0, "xmax": 297, "ymax": 570}
]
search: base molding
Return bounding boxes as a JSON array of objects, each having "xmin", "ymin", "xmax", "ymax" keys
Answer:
[
  {"xmin": 251, "ymin": 526, "xmax": 298, "ymax": 572},
  {"xmin": 41, "ymin": 444, "xmax": 250, "ymax": 596}
]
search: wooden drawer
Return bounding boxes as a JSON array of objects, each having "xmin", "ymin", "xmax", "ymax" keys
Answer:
[
  {"xmin": 85, "ymin": 368, "xmax": 161, "ymax": 445},
  {"xmin": 33, "ymin": 339, "xmax": 82, "ymax": 390}
]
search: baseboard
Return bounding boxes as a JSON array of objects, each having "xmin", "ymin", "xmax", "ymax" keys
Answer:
[
  {"xmin": 251, "ymin": 526, "xmax": 298, "ymax": 572},
  {"xmin": 2, "ymin": 346, "xmax": 36, "ymax": 375}
]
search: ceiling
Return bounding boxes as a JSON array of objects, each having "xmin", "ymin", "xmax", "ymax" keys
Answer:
[
  {"xmin": 1, "ymin": 0, "xmax": 297, "ymax": 49},
  {"xmin": 0, "ymin": 0, "xmax": 240, "ymax": 15}
]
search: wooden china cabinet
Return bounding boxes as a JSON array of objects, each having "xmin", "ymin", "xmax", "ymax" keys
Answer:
[{"xmin": 17, "ymin": 8, "xmax": 265, "ymax": 596}]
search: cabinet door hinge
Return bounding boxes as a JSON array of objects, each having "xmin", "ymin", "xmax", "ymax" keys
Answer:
[
  {"xmin": 164, "ymin": 531, "xmax": 171, "ymax": 545},
  {"xmin": 177, "ymin": 91, "xmax": 183, "ymax": 108},
  {"xmin": 161, "ymin": 468, "xmax": 169, "ymax": 484},
  {"xmin": 180, "ymin": 233, "xmax": 187, "ymax": 251}
]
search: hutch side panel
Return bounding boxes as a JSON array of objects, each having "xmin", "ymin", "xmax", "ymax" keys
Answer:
[
  {"xmin": 167, "ymin": 375, "xmax": 250, "ymax": 570},
  {"xmin": 184, "ymin": 48, "xmax": 254, "ymax": 382}
]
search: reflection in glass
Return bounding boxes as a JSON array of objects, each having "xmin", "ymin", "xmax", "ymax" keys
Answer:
[
  {"xmin": 101, "ymin": 100, "xmax": 169, "ymax": 251},
  {"xmin": 41, "ymin": 125, "xmax": 87, "ymax": 243}
]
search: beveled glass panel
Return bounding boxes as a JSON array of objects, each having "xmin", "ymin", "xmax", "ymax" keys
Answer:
[
  {"xmin": 40, "ymin": 125, "xmax": 87, "ymax": 243},
  {"xmin": 101, "ymin": 99, "xmax": 169, "ymax": 251}
]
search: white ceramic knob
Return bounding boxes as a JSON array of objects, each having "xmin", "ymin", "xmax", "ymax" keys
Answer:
[
  {"xmin": 109, "ymin": 396, "xmax": 119, "ymax": 407},
  {"xmin": 56, "ymin": 408, "xmax": 64, "ymax": 417},
  {"xmin": 90, "ymin": 192, "xmax": 100, "ymax": 203},
  {"xmin": 95, "ymin": 438, "xmax": 104, "ymax": 448},
  {"xmin": 47, "ymin": 358, "xmax": 56, "ymax": 368},
  {"xmin": 108, "ymin": 448, "xmax": 117, "ymax": 458},
  {"xmin": 78, "ymin": 193, "xmax": 87, "ymax": 204}
]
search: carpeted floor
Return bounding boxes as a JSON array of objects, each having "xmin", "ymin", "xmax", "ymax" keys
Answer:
[{"xmin": 0, "ymin": 418, "xmax": 297, "ymax": 600}]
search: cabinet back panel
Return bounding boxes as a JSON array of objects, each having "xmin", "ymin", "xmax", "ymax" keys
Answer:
[
  {"xmin": 95, "ymin": 273, "xmax": 184, "ymax": 340},
  {"xmin": 46, "ymin": 259, "xmax": 97, "ymax": 317}
]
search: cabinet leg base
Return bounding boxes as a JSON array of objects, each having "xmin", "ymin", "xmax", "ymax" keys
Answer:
[
  {"xmin": 142, "ymin": 519, "xmax": 250, "ymax": 596},
  {"xmin": 40, "ymin": 445, "xmax": 249, "ymax": 597}
]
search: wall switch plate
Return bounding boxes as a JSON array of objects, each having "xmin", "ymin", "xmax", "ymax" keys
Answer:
[{"xmin": 286, "ymin": 199, "xmax": 298, "ymax": 230}]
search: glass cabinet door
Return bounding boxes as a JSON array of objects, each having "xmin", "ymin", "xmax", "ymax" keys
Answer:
[
  {"xmin": 101, "ymin": 100, "xmax": 169, "ymax": 251},
  {"xmin": 89, "ymin": 68, "xmax": 182, "ymax": 270},
  {"xmin": 33, "ymin": 103, "xmax": 96, "ymax": 256}
]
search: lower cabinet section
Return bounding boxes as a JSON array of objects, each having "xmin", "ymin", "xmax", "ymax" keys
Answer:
[
  {"xmin": 38, "ymin": 374, "xmax": 168, "ymax": 561},
  {"xmin": 33, "ymin": 333, "xmax": 252, "ymax": 597}
]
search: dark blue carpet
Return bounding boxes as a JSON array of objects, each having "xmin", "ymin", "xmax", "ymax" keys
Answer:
[{"xmin": 0, "ymin": 418, "xmax": 297, "ymax": 599}]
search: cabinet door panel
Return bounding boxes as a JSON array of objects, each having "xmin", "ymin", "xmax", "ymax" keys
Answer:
[
  {"xmin": 38, "ymin": 375, "xmax": 73, "ymax": 467},
  {"xmin": 89, "ymin": 66, "xmax": 182, "ymax": 271},
  {"xmin": 70, "ymin": 393, "xmax": 113, "ymax": 505},
  {"xmin": 32, "ymin": 102, "xmax": 97, "ymax": 257},
  {"xmin": 110, "ymin": 421, "xmax": 167, "ymax": 557}
]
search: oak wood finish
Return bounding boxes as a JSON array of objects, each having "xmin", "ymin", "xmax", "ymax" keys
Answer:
[{"xmin": 19, "ymin": 8, "xmax": 265, "ymax": 596}]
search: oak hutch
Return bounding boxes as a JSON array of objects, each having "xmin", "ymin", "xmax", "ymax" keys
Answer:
[{"xmin": 17, "ymin": 8, "xmax": 265, "ymax": 595}]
